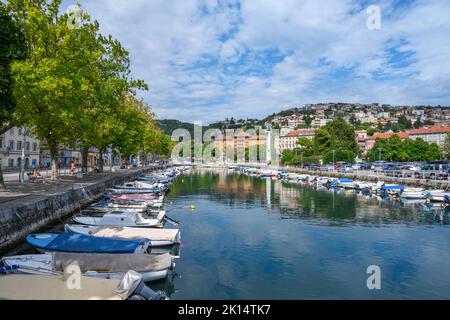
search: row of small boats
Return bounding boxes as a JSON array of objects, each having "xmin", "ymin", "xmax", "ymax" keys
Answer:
[
  {"xmin": 0, "ymin": 166, "xmax": 191, "ymax": 300},
  {"xmin": 232, "ymin": 166, "xmax": 450, "ymax": 202},
  {"xmin": 294, "ymin": 175, "xmax": 450, "ymax": 201}
]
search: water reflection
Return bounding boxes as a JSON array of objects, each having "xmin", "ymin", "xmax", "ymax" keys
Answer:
[
  {"xmin": 166, "ymin": 169, "xmax": 450, "ymax": 299},
  {"xmin": 170, "ymin": 169, "xmax": 450, "ymax": 226}
]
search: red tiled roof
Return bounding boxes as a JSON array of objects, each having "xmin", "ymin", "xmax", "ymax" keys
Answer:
[
  {"xmin": 286, "ymin": 129, "xmax": 316, "ymax": 137},
  {"xmin": 408, "ymin": 126, "xmax": 450, "ymax": 135},
  {"xmin": 366, "ymin": 132, "xmax": 410, "ymax": 140}
]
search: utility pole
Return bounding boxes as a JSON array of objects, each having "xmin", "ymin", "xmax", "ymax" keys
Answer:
[{"xmin": 378, "ymin": 147, "xmax": 382, "ymax": 162}]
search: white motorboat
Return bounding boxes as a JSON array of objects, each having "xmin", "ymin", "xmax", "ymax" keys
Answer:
[
  {"xmin": 400, "ymin": 187, "xmax": 426, "ymax": 199},
  {"xmin": 73, "ymin": 211, "xmax": 166, "ymax": 228},
  {"xmin": 87, "ymin": 202, "xmax": 149, "ymax": 213},
  {"xmin": 353, "ymin": 181, "xmax": 373, "ymax": 191},
  {"xmin": 423, "ymin": 189, "xmax": 449, "ymax": 202},
  {"xmin": 65, "ymin": 224, "xmax": 181, "ymax": 247},
  {"xmin": 117, "ymin": 181, "xmax": 161, "ymax": 189},
  {"xmin": 2, "ymin": 252, "xmax": 173, "ymax": 282}
]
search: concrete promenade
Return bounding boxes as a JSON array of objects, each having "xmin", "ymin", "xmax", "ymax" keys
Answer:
[{"xmin": 1, "ymin": 167, "xmax": 133, "ymax": 209}]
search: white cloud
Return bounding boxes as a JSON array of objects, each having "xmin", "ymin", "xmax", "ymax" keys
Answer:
[{"xmin": 62, "ymin": 0, "xmax": 450, "ymax": 123}]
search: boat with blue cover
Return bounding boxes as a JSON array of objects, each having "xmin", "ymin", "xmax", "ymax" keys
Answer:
[
  {"xmin": 328, "ymin": 178, "xmax": 354, "ymax": 188},
  {"xmin": 26, "ymin": 232, "xmax": 150, "ymax": 254},
  {"xmin": 380, "ymin": 184, "xmax": 406, "ymax": 195}
]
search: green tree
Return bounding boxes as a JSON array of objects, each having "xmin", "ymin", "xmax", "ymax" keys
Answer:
[
  {"xmin": 398, "ymin": 115, "xmax": 412, "ymax": 130},
  {"xmin": 442, "ymin": 134, "xmax": 450, "ymax": 160},
  {"xmin": 9, "ymin": 0, "xmax": 89, "ymax": 179},
  {"xmin": 0, "ymin": 3, "xmax": 27, "ymax": 189},
  {"xmin": 366, "ymin": 136, "xmax": 441, "ymax": 162},
  {"xmin": 413, "ymin": 117, "xmax": 423, "ymax": 129},
  {"xmin": 313, "ymin": 118, "xmax": 358, "ymax": 158},
  {"xmin": 296, "ymin": 137, "xmax": 314, "ymax": 156},
  {"xmin": 303, "ymin": 115, "xmax": 313, "ymax": 127},
  {"xmin": 281, "ymin": 149, "xmax": 295, "ymax": 164},
  {"xmin": 323, "ymin": 149, "xmax": 355, "ymax": 164},
  {"xmin": 70, "ymin": 17, "xmax": 147, "ymax": 173},
  {"xmin": 367, "ymin": 127, "xmax": 378, "ymax": 136}
]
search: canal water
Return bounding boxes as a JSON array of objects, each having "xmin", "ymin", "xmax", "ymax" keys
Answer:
[{"xmin": 162, "ymin": 169, "xmax": 450, "ymax": 300}]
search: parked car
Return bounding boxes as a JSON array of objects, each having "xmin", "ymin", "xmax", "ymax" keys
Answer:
[
  {"xmin": 383, "ymin": 164, "xmax": 401, "ymax": 171},
  {"xmin": 400, "ymin": 165, "xmax": 420, "ymax": 171},
  {"xmin": 359, "ymin": 163, "xmax": 372, "ymax": 170},
  {"xmin": 415, "ymin": 163, "xmax": 450, "ymax": 180},
  {"xmin": 352, "ymin": 163, "xmax": 371, "ymax": 170},
  {"xmin": 351, "ymin": 163, "xmax": 362, "ymax": 170}
]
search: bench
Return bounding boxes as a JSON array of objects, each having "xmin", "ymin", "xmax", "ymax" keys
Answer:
[{"xmin": 27, "ymin": 172, "xmax": 45, "ymax": 183}]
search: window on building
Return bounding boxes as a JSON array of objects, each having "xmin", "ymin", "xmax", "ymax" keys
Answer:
[
  {"xmin": 10, "ymin": 128, "xmax": 14, "ymax": 135},
  {"xmin": 0, "ymin": 139, "xmax": 2, "ymax": 149},
  {"xmin": 9, "ymin": 140, "xmax": 14, "ymax": 150},
  {"xmin": 33, "ymin": 142, "xmax": 37, "ymax": 152},
  {"xmin": 18, "ymin": 128, "xmax": 22, "ymax": 135},
  {"xmin": 17, "ymin": 141, "xmax": 22, "ymax": 151},
  {"xmin": 26, "ymin": 142, "xmax": 30, "ymax": 151},
  {"xmin": 8, "ymin": 159, "xmax": 14, "ymax": 167}
]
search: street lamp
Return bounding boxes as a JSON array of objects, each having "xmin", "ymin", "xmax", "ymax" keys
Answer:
[
  {"xmin": 378, "ymin": 147, "xmax": 382, "ymax": 162},
  {"xmin": 332, "ymin": 149, "xmax": 336, "ymax": 168},
  {"xmin": 20, "ymin": 127, "xmax": 28, "ymax": 184}
]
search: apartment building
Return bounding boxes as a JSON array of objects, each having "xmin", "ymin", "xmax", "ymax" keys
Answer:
[
  {"xmin": 363, "ymin": 132, "xmax": 410, "ymax": 153},
  {"xmin": 360, "ymin": 126, "xmax": 450, "ymax": 154},
  {"xmin": 408, "ymin": 126, "xmax": 450, "ymax": 147},
  {"xmin": 0, "ymin": 127, "xmax": 40, "ymax": 169},
  {"xmin": 279, "ymin": 128, "xmax": 316, "ymax": 151},
  {"xmin": 210, "ymin": 130, "xmax": 268, "ymax": 162},
  {"xmin": 311, "ymin": 117, "xmax": 332, "ymax": 127}
]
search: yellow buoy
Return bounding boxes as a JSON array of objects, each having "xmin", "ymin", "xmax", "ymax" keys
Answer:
[{"xmin": 191, "ymin": 205, "xmax": 196, "ymax": 211}]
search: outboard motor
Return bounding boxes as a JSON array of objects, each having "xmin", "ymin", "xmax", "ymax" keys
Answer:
[
  {"xmin": 116, "ymin": 270, "xmax": 167, "ymax": 300},
  {"xmin": 128, "ymin": 280, "xmax": 166, "ymax": 300}
]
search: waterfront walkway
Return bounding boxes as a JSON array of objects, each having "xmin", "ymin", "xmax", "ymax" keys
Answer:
[{"xmin": 0, "ymin": 166, "xmax": 156, "ymax": 209}]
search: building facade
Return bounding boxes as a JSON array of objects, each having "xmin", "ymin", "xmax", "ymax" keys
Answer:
[
  {"xmin": 408, "ymin": 126, "xmax": 450, "ymax": 147},
  {"xmin": 39, "ymin": 147, "xmax": 99, "ymax": 169},
  {"xmin": 210, "ymin": 130, "xmax": 268, "ymax": 163},
  {"xmin": 360, "ymin": 126, "xmax": 450, "ymax": 154},
  {"xmin": 279, "ymin": 128, "xmax": 316, "ymax": 152},
  {"xmin": 0, "ymin": 127, "xmax": 40, "ymax": 169}
]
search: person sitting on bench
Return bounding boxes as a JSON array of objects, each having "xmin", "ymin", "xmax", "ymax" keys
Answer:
[{"xmin": 30, "ymin": 170, "xmax": 44, "ymax": 182}]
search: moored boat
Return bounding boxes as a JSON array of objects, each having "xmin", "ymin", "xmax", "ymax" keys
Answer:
[
  {"xmin": 65, "ymin": 224, "xmax": 181, "ymax": 247},
  {"xmin": 400, "ymin": 187, "xmax": 426, "ymax": 199},
  {"xmin": 26, "ymin": 232, "xmax": 150, "ymax": 254},
  {"xmin": 423, "ymin": 190, "xmax": 450, "ymax": 202},
  {"xmin": 2, "ymin": 252, "xmax": 173, "ymax": 282},
  {"xmin": 73, "ymin": 211, "xmax": 167, "ymax": 228}
]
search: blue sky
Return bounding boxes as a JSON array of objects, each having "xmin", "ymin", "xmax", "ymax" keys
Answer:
[{"xmin": 61, "ymin": 0, "xmax": 450, "ymax": 123}]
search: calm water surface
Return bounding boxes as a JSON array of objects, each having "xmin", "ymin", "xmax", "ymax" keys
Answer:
[{"xmin": 158, "ymin": 169, "xmax": 450, "ymax": 300}]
